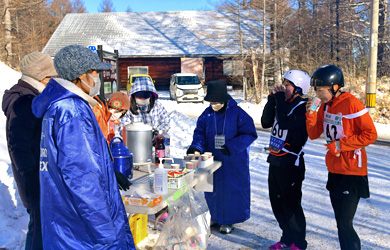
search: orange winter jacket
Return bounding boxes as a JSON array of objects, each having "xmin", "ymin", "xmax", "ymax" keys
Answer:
[
  {"xmin": 306, "ymin": 92, "xmax": 377, "ymax": 176},
  {"xmin": 92, "ymin": 96, "xmax": 113, "ymax": 142}
]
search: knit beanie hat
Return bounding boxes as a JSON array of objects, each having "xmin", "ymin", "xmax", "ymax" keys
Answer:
[
  {"xmin": 108, "ymin": 92, "xmax": 130, "ymax": 110},
  {"xmin": 20, "ymin": 52, "xmax": 57, "ymax": 81},
  {"xmin": 204, "ymin": 80, "xmax": 230, "ymax": 102},
  {"xmin": 54, "ymin": 44, "xmax": 112, "ymax": 81}
]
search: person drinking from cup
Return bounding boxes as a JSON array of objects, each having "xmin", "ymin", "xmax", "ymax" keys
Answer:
[
  {"xmin": 306, "ymin": 65, "xmax": 377, "ymax": 250},
  {"xmin": 261, "ymin": 70, "xmax": 311, "ymax": 250}
]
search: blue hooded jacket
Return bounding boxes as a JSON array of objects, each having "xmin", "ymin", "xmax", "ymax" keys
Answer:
[
  {"xmin": 189, "ymin": 97, "xmax": 257, "ymax": 225},
  {"xmin": 32, "ymin": 78, "xmax": 135, "ymax": 249}
]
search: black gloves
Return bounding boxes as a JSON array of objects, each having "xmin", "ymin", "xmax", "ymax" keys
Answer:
[
  {"xmin": 115, "ymin": 171, "xmax": 131, "ymax": 191},
  {"xmin": 220, "ymin": 145, "xmax": 231, "ymax": 156},
  {"xmin": 186, "ymin": 147, "xmax": 201, "ymax": 155}
]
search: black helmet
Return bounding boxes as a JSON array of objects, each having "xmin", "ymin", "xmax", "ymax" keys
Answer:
[{"xmin": 310, "ymin": 65, "xmax": 344, "ymax": 88}]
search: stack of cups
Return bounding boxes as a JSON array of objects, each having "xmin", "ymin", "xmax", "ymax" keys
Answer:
[{"xmin": 184, "ymin": 152, "xmax": 201, "ymax": 171}]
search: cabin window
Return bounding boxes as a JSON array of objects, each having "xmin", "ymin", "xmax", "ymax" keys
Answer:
[
  {"xmin": 223, "ymin": 60, "xmax": 243, "ymax": 76},
  {"xmin": 127, "ymin": 66, "xmax": 149, "ymax": 78}
]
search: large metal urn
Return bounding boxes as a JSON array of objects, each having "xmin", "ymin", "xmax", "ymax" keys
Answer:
[{"xmin": 123, "ymin": 122, "xmax": 153, "ymax": 164}]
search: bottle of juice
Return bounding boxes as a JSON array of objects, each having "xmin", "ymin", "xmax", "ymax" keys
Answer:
[{"xmin": 155, "ymin": 132, "xmax": 165, "ymax": 165}]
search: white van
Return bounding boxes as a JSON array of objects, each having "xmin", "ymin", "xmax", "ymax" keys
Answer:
[{"xmin": 169, "ymin": 73, "xmax": 204, "ymax": 103}]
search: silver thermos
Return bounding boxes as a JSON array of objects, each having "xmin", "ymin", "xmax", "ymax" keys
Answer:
[{"xmin": 123, "ymin": 122, "xmax": 153, "ymax": 164}]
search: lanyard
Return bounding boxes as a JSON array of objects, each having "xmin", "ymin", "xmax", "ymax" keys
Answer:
[{"xmin": 214, "ymin": 110, "xmax": 227, "ymax": 135}]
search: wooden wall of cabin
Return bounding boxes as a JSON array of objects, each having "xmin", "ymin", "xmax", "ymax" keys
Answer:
[
  {"xmin": 204, "ymin": 57, "xmax": 227, "ymax": 83},
  {"xmin": 118, "ymin": 57, "xmax": 181, "ymax": 89},
  {"xmin": 118, "ymin": 56, "xmax": 227, "ymax": 90}
]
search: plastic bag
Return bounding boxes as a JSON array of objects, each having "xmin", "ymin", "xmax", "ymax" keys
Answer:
[{"xmin": 154, "ymin": 186, "xmax": 210, "ymax": 250}]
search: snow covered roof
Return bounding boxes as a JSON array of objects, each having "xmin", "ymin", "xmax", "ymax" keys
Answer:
[{"xmin": 43, "ymin": 10, "xmax": 262, "ymax": 57}]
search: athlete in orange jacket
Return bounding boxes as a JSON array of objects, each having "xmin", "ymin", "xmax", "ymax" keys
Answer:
[{"xmin": 306, "ymin": 65, "xmax": 377, "ymax": 250}]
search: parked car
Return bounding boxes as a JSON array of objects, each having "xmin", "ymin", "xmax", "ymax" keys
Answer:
[
  {"xmin": 127, "ymin": 74, "xmax": 154, "ymax": 94},
  {"xmin": 169, "ymin": 73, "xmax": 204, "ymax": 103}
]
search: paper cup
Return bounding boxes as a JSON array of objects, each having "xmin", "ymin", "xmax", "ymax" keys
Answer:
[
  {"xmin": 171, "ymin": 164, "xmax": 181, "ymax": 170},
  {"xmin": 309, "ymin": 97, "xmax": 321, "ymax": 112},
  {"xmin": 204, "ymin": 152, "xmax": 212, "ymax": 158},
  {"xmin": 201, "ymin": 154, "xmax": 209, "ymax": 161},
  {"xmin": 191, "ymin": 160, "xmax": 199, "ymax": 167},
  {"xmin": 185, "ymin": 161, "xmax": 195, "ymax": 170},
  {"xmin": 188, "ymin": 154, "xmax": 195, "ymax": 160},
  {"xmin": 183, "ymin": 155, "xmax": 192, "ymax": 161}
]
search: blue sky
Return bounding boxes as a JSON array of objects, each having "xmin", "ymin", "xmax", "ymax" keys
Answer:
[{"xmin": 83, "ymin": 0, "xmax": 219, "ymax": 13}]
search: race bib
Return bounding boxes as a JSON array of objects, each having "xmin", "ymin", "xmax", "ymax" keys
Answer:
[
  {"xmin": 323, "ymin": 111, "xmax": 345, "ymax": 142},
  {"xmin": 215, "ymin": 135, "xmax": 225, "ymax": 149},
  {"xmin": 269, "ymin": 120, "xmax": 287, "ymax": 152}
]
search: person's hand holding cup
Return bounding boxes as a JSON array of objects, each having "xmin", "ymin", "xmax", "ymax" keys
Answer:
[
  {"xmin": 273, "ymin": 85, "xmax": 286, "ymax": 94},
  {"xmin": 306, "ymin": 97, "xmax": 321, "ymax": 114}
]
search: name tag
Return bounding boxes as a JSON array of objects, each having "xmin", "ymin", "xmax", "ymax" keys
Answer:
[{"xmin": 215, "ymin": 135, "xmax": 225, "ymax": 149}]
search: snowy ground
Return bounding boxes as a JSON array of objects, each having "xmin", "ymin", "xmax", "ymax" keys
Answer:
[
  {"xmin": 1, "ymin": 61, "xmax": 389, "ymax": 249},
  {"xmin": 137, "ymin": 97, "xmax": 390, "ymax": 250}
]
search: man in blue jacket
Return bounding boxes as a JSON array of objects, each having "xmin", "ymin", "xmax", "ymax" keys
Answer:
[
  {"xmin": 31, "ymin": 45, "xmax": 135, "ymax": 249},
  {"xmin": 187, "ymin": 80, "xmax": 257, "ymax": 234}
]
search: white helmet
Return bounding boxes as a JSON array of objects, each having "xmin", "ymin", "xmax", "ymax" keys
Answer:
[{"xmin": 283, "ymin": 70, "xmax": 311, "ymax": 95}]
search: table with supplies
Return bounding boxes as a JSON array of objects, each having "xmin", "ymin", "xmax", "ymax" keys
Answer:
[{"xmin": 121, "ymin": 158, "xmax": 222, "ymax": 216}]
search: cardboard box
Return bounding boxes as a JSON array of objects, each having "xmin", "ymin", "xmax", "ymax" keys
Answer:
[
  {"xmin": 129, "ymin": 214, "xmax": 148, "ymax": 245},
  {"xmin": 122, "ymin": 194, "xmax": 162, "ymax": 207}
]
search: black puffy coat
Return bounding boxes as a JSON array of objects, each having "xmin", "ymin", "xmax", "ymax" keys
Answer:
[{"xmin": 2, "ymin": 79, "xmax": 42, "ymax": 209}]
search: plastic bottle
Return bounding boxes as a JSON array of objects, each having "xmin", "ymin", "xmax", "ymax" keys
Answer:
[
  {"xmin": 162, "ymin": 130, "xmax": 170, "ymax": 158},
  {"xmin": 155, "ymin": 132, "xmax": 165, "ymax": 165},
  {"xmin": 154, "ymin": 158, "xmax": 168, "ymax": 194}
]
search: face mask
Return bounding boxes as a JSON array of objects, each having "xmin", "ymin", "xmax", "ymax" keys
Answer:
[
  {"xmin": 135, "ymin": 98, "xmax": 150, "ymax": 106},
  {"xmin": 211, "ymin": 103, "xmax": 224, "ymax": 111},
  {"xmin": 81, "ymin": 73, "xmax": 101, "ymax": 96},
  {"xmin": 110, "ymin": 109, "xmax": 123, "ymax": 121}
]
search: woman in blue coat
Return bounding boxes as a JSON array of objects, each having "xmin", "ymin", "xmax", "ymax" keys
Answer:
[
  {"xmin": 31, "ymin": 45, "xmax": 135, "ymax": 249},
  {"xmin": 187, "ymin": 80, "xmax": 257, "ymax": 234}
]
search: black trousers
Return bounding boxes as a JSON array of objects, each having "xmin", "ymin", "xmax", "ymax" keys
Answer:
[
  {"xmin": 268, "ymin": 163, "xmax": 307, "ymax": 250},
  {"xmin": 330, "ymin": 190, "xmax": 361, "ymax": 250},
  {"xmin": 25, "ymin": 207, "xmax": 43, "ymax": 250}
]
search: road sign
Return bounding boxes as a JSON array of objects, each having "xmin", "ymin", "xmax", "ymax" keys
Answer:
[{"xmin": 88, "ymin": 46, "xmax": 97, "ymax": 54}]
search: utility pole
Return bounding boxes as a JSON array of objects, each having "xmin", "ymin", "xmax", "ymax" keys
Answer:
[{"xmin": 366, "ymin": 0, "xmax": 379, "ymax": 115}]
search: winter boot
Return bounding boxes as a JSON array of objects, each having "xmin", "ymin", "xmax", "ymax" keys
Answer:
[
  {"xmin": 289, "ymin": 243, "xmax": 303, "ymax": 250},
  {"xmin": 219, "ymin": 224, "xmax": 234, "ymax": 234},
  {"xmin": 268, "ymin": 241, "xmax": 291, "ymax": 250}
]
